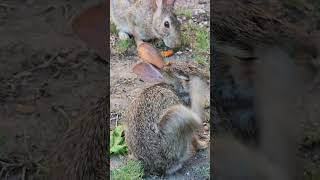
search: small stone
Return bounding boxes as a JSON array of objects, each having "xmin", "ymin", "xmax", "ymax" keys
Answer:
[{"xmin": 199, "ymin": 0, "xmax": 207, "ymax": 4}]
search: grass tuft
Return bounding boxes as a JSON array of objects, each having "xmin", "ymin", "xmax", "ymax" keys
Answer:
[
  {"xmin": 114, "ymin": 38, "xmax": 135, "ymax": 55},
  {"xmin": 111, "ymin": 160, "xmax": 144, "ymax": 180},
  {"xmin": 195, "ymin": 28, "xmax": 209, "ymax": 54},
  {"xmin": 176, "ymin": 8, "xmax": 193, "ymax": 20},
  {"xmin": 110, "ymin": 22, "xmax": 118, "ymax": 35}
]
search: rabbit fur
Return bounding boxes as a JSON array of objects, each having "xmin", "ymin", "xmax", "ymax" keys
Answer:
[
  {"xmin": 125, "ymin": 61, "xmax": 209, "ymax": 175},
  {"xmin": 110, "ymin": 0, "xmax": 181, "ymax": 48}
]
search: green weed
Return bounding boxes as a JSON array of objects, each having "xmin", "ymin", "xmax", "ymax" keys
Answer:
[
  {"xmin": 195, "ymin": 28, "xmax": 209, "ymax": 53},
  {"xmin": 114, "ymin": 39, "xmax": 134, "ymax": 55},
  {"xmin": 110, "ymin": 125, "xmax": 128, "ymax": 155},
  {"xmin": 177, "ymin": 8, "xmax": 193, "ymax": 20},
  {"xmin": 110, "ymin": 22, "xmax": 118, "ymax": 35}
]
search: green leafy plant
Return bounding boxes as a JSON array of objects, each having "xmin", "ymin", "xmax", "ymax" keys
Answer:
[
  {"xmin": 114, "ymin": 38, "xmax": 134, "ymax": 55},
  {"xmin": 110, "ymin": 125, "xmax": 128, "ymax": 155},
  {"xmin": 111, "ymin": 160, "xmax": 144, "ymax": 180}
]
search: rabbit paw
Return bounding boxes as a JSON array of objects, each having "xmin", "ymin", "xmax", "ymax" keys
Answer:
[
  {"xmin": 166, "ymin": 163, "xmax": 182, "ymax": 175},
  {"xmin": 193, "ymin": 135, "xmax": 208, "ymax": 150},
  {"xmin": 118, "ymin": 31, "xmax": 129, "ymax": 40}
]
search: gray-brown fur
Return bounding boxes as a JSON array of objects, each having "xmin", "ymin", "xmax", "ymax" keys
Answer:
[
  {"xmin": 125, "ymin": 62, "xmax": 209, "ymax": 176},
  {"xmin": 111, "ymin": 0, "xmax": 181, "ymax": 48},
  {"xmin": 48, "ymin": 91, "xmax": 108, "ymax": 180}
]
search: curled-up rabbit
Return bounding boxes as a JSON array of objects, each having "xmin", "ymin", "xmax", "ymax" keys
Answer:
[
  {"xmin": 126, "ymin": 61, "xmax": 209, "ymax": 175},
  {"xmin": 111, "ymin": 0, "xmax": 181, "ymax": 48}
]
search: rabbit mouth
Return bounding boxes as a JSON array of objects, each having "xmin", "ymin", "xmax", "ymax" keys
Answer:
[{"xmin": 163, "ymin": 38, "xmax": 181, "ymax": 49}]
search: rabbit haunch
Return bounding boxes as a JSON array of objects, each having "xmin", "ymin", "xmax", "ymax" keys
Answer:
[
  {"xmin": 125, "ymin": 62, "xmax": 209, "ymax": 175},
  {"xmin": 111, "ymin": 0, "xmax": 181, "ymax": 48}
]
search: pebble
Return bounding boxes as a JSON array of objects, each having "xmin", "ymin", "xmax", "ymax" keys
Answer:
[
  {"xmin": 198, "ymin": 0, "xmax": 207, "ymax": 4},
  {"xmin": 16, "ymin": 104, "xmax": 35, "ymax": 114},
  {"xmin": 193, "ymin": 9, "xmax": 206, "ymax": 16},
  {"xmin": 204, "ymin": 126, "xmax": 209, "ymax": 131}
]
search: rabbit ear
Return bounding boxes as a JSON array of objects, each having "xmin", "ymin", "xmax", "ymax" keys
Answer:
[
  {"xmin": 156, "ymin": 0, "xmax": 164, "ymax": 9},
  {"xmin": 132, "ymin": 62, "xmax": 165, "ymax": 83},
  {"xmin": 72, "ymin": 3, "xmax": 107, "ymax": 59}
]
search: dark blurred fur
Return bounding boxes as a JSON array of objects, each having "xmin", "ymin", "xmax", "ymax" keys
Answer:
[
  {"xmin": 213, "ymin": 46, "xmax": 303, "ymax": 180},
  {"xmin": 211, "ymin": 0, "xmax": 320, "ymax": 144}
]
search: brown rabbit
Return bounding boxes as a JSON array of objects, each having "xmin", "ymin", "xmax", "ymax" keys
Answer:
[
  {"xmin": 126, "ymin": 61, "xmax": 209, "ymax": 176},
  {"xmin": 111, "ymin": 0, "xmax": 181, "ymax": 48}
]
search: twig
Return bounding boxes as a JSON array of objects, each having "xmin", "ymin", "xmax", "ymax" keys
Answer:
[
  {"xmin": 115, "ymin": 114, "xmax": 119, "ymax": 127},
  {"xmin": 21, "ymin": 166, "xmax": 26, "ymax": 180},
  {"xmin": 52, "ymin": 106, "xmax": 72, "ymax": 127},
  {"xmin": 0, "ymin": 3, "xmax": 14, "ymax": 9},
  {"xmin": 23, "ymin": 129, "xmax": 32, "ymax": 160},
  {"xmin": 14, "ymin": 53, "xmax": 59, "ymax": 79},
  {"xmin": 62, "ymin": 4, "xmax": 70, "ymax": 20},
  {"xmin": 0, "ymin": 166, "xmax": 5, "ymax": 179}
]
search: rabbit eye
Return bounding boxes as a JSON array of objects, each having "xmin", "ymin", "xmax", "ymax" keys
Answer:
[{"xmin": 164, "ymin": 21, "xmax": 170, "ymax": 28}]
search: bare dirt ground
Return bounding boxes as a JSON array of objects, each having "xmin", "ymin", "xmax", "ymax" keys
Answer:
[{"xmin": 0, "ymin": 0, "xmax": 107, "ymax": 179}]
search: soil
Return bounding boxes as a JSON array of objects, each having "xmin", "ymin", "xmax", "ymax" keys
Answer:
[{"xmin": 0, "ymin": 0, "xmax": 107, "ymax": 179}]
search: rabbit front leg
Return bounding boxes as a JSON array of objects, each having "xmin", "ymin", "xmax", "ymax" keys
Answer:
[
  {"xmin": 118, "ymin": 31, "xmax": 130, "ymax": 40},
  {"xmin": 125, "ymin": 14, "xmax": 145, "ymax": 47},
  {"xmin": 130, "ymin": 26, "xmax": 144, "ymax": 47},
  {"xmin": 192, "ymin": 134, "xmax": 208, "ymax": 151}
]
